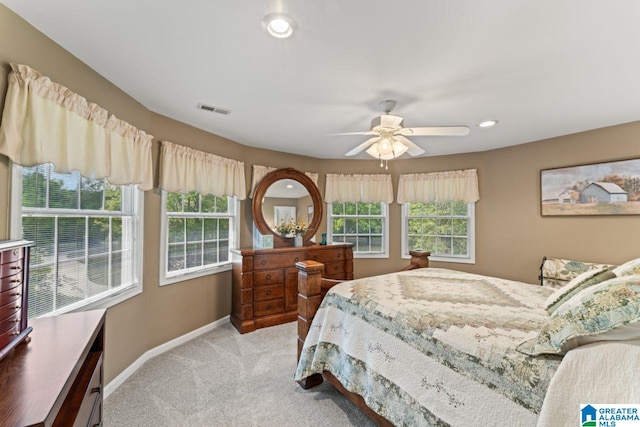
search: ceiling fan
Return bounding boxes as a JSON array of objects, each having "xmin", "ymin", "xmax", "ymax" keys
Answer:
[{"xmin": 336, "ymin": 100, "xmax": 470, "ymax": 161}]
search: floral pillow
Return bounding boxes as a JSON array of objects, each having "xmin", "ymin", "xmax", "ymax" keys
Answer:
[
  {"xmin": 543, "ymin": 267, "xmax": 616, "ymax": 315},
  {"xmin": 517, "ymin": 274, "xmax": 640, "ymax": 356},
  {"xmin": 613, "ymin": 257, "xmax": 640, "ymax": 277},
  {"xmin": 540, "ymin": 257, "xmax": 611, "ymax": 289}
]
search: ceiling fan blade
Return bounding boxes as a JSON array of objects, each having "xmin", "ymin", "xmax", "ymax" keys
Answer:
[
  {"xmin": 329, "ymin": 131, "xmax": 377, "ymax": 136},
  {"xmin": 397, "ymin": 126, "xmax": 470, "ymax": 136},
  {"xmin": 345, "ymin": 136, "xmax": 380, "ymax": 156},
  {"xmin": 394, "ymin": 135, "xmax": 425, "ymax": 156}
]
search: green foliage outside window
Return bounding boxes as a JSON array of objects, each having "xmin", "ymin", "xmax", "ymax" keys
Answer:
[
  {"xmin": 407, "ymin": 201, "xmax": 470, "ymax": 257},
  {"xmin": 165, "ymin": 192, "xmax": 231, "ymax": 274},
  {"xmin": 20, "ymin": 164, "xmax": 136, "ymax": 318},
  {"xmin": 331, "ymin": 202, "xmax": 384, "ymax": 254}
]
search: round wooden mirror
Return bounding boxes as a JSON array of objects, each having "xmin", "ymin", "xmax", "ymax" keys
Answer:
[{"xmin": 252, "ymin": 168, "xmax": 323, "ymax": 247}]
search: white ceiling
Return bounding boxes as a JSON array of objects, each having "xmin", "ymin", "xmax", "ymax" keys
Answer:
[{"xmin": 3, "ymin": 1, "xmax": 640, "ymax": 159}]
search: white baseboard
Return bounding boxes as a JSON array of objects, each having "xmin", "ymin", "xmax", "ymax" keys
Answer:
[{"xmin": 104, "ymin": 315, "xmax": 230, "ymax": 398}]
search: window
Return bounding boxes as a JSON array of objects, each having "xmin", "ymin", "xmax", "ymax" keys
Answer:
[
  {"xmin": 11, "ymin": 164, "xmax": 143, "ymax": 319},
  {"xmin": 328, "ymin": 202, "xmax": 388, "ymax": 258},
  {"xmin": 160, "ymin": 191, "xmax": 238, "ymax": 285},
  {"xmin": 402, "ymin": 201, "xmax": 475, "ymax": 264}
]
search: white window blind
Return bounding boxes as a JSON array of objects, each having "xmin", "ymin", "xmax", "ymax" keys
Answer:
[{"xmin": 18, "ymin": 164, "xmax": 141, "ymax": 318}]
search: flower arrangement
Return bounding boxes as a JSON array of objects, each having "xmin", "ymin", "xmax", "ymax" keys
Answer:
[{"xmin": 274, "ymin": 218, "xmax": 308, "ymax": 236}]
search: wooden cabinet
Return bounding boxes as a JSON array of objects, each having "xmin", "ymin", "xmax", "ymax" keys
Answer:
[
  {"xmin": 0, "ymin": 240, "xmax": 32, "ymax": 363},
  {"xmin": 0, "ymin": 309, "xmax": 105, "ymax": 427},
  {"xmin": 231, "ymin": 244, "xmax": 353, "ymax": 333}
]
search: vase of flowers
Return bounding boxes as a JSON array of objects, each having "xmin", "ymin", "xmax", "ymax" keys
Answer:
[{"xmin": 274, "ymin": 218, "xmax": 308, "ymax": 246}]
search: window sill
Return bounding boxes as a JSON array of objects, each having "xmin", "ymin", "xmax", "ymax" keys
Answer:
[
  {"xmin": 353, "ymin": 253, "xmax": 389, "ymax": 259},
  {"xmin": 35, "ymin": 284, "xmax": 143, "ymax": 319},
  {"xmin": 402, "ymin": 253, "xmax": 476, "ymax": 265},
  {"xmin": 160, "ymin": 263, "xmax": 232, "ymax": 286}
]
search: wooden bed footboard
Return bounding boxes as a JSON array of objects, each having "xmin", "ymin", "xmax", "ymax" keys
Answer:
[{"xmin": 295, "ymin": 250, "xmax": 430, "ymax": 389}]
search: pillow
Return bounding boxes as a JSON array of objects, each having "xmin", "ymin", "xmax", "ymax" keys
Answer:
[
  {"xmin": 613, "ymin": 256, "xmax": 640, "ymax": 277},
  {"xmin": 517, "ymin": 274, "xmax": 640, "ymax": 356},
  {"xmin": 543, "ymin": 267, "xmax": 616, "ymax": 314}
]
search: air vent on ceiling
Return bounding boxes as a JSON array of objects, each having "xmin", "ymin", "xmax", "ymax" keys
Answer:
[{"xmin": 197, "ymin": 103, "xmax": 232, "ymax": 116}]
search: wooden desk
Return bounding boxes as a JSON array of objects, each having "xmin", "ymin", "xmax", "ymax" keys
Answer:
[{"xmin": 0, "ymin": 309, "xmax": 105, "ymax": 427}]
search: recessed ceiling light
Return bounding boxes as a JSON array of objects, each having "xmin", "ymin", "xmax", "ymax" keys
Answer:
[
  {"xmin": 478, "ymin": 120, "xmax": 498, "ymax": 128},
  {"xmin": 261, "ymin": 13, "xmax": 297, "ymax": 39}
]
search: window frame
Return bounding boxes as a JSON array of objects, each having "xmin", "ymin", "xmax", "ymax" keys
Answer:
[
  {"xmin": 401, "ymin": 201, "xmax": 476, "ymax": 264},
  {"xmin": 159, "ymin": 190, "xmax": 239, "ymax": 286},
  {"xmin": 326, "ymin": 201, "xmax": 389, "ymax": 259},
  {"xmin": 10, "ymin": 164, "xmax": 144, "ymax": 317}
]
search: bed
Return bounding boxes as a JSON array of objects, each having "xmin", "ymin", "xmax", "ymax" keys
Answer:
[{"xmin": 294, "ymin": 254, "xmax": 640, "ymax": 426}]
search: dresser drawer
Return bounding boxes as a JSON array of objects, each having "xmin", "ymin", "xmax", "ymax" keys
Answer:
[
  {"xmin": 0, "ymin": 322, "xmax": 20, "ymax": 349},
  {"xmin": 254, "ymin": 284, "xmax": 284, "ymax": 302},
  {"xmin": 309, "ymin": 249, "xmax": 347, "ymax": 263},
  {"xmin": 0, "ymin": 247, "xmax": 24, "ymax": 265},
  {"xmin": 0, "ymin": 260, "xmax": 23, "ymax": 281},
  {"xmin": 323, "ymin": 261, "xmax": 346, "ymax": 278},
  {"xmin": 0, "ymin": 271, "xmax": 22, "ymax": 292},
  {"xmin": 0, "ymin": 299, "xmax": 22, "ymax": 322},
  {"xmin": 0, "ymin": 309, "xmax": 21, "ymax": 334},
  {"xmin": 254, "ymin": 299, "xmax": 284, "ymax": 317},
  {"xmin": 253, "ymin": 269, "xmax": 284, "ymax": 286},
  {"xmin": 254, "ymin": 252, "xmax": 305, "ymax": 269},
  {"xmin": 0, "ymin": 281, "xmax": 23, "ymax": 306},
  {"xmin": 72, "ymin": 352, "xmax": 103, "ymax": 427}
]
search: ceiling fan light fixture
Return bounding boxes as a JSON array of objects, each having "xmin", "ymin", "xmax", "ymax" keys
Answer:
[
  {"xmin": 366, "ymin": 139, "xmax": 409, "ymax": 160},
  {"xmin": 262, "ymin": 13, "xmax": 297, "ymax": 39}
]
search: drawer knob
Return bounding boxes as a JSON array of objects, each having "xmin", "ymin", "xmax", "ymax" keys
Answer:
[
  {"xmin": 337, "ymin": 253, "xmax": 341, "ymax": 258},
  {"xmin": 266, "ymin": 305, "xmax": 271, "ymax": 311},
  {"xmin": 334, "ymin": 266, "xmax": 339, "ymax": 270},
  {"xmin": 13, "ymin": 292, "xmax": 21, "ymax": 296},
  {"xmin": 12, "ymin": 249, "xmax": 19, "ymax": 256},
  {"xmin": 13, "ymin": 319, "xmax": 20, "ymax": 323},
  {"xmin": 10, "ymin": 266, "xmax": 21, "ymax": 270},
  {"xmin": 294, "ymin": 257, "xmax": 299, "ymax": 262},
  {"xmin": 15, "ymin": 305, "xmax": 20, "ymax": 309},
  {"xmin": 266, "ymin": 290, "xmax": 272, "ymax": 296},
  {"xmin": 10, "ymin": 332, "xmax": 19, "ymax": 336},
  {"xmin": 11, "ymin": 279, "xmax": 21, "ymax": 283},
  {"xmin": 266, "ymin": 274, "xmax": 271, "ymax": 280},
  {"xmin": 261, "ymin": 260, "xmax": 267, "ymax": 265}
]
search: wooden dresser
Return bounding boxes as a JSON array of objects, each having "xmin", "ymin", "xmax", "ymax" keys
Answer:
[
  {"xmin": 0, "ymin": 309, "xmax": 105, "ymax": 427},
  {"xmin": 0, "ymin": 239, "xmax": 32, "ymax": 363},
  {"xmin": 231, "ymin": 243, "xmax": 353, "ymax": 333}
]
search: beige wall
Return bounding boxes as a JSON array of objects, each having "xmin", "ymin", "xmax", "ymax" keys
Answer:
[{"xmin": 2, "ymin": 5, "xmax": 640, "ymax": 385}]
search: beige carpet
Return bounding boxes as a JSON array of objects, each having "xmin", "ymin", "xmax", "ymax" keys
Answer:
[{"xmin": 104, "ymin": 321, "xmax": 376, "ymax": 426}]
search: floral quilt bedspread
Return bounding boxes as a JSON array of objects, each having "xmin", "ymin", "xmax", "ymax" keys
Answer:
[{"xmin": 294, "ymin": 268, "xmax": 563, "ymax": 426}]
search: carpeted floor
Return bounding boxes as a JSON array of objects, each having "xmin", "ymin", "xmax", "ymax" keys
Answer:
[{"xmin": 104, "ymin": 321, "xmax": 376, "ymax": 426}]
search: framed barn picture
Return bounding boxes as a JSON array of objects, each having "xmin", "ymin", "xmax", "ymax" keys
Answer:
[{"xmin": 541, "ymin": 158, "xmax": 640, "ymax": 216}]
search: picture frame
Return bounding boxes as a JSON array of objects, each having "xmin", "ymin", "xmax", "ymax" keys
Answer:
[{"xmin": 541, "ymin": 157, "xmax": 640, "ymax": 216}]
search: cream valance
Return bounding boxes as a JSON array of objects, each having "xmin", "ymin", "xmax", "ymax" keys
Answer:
[
  {"xmin": 397, "ymin": 169, "xmax": 479, "ymax": 203},
  {"xmin": 325, "ymin": 173, "xmax": 393, "ymax": 204},
  {"xmin": 250, "ymin": 165, "xmax": 318, "ymax": 197},
  {"xmin": 159, "ymin": 140, "xmax": 246, "ymax": 199},
  {"xmin": 0, "ymin": 64, "xmax": 153, "ymax": 190}
]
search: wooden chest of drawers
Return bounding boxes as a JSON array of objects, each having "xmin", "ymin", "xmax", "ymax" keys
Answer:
[
  {"xmin": 231, "ymin": 244, "xmax": 353, "ymax": 333},
  {"xmin": 0, "ymin": 240, "xmax": 32, "ymax": 363}
]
